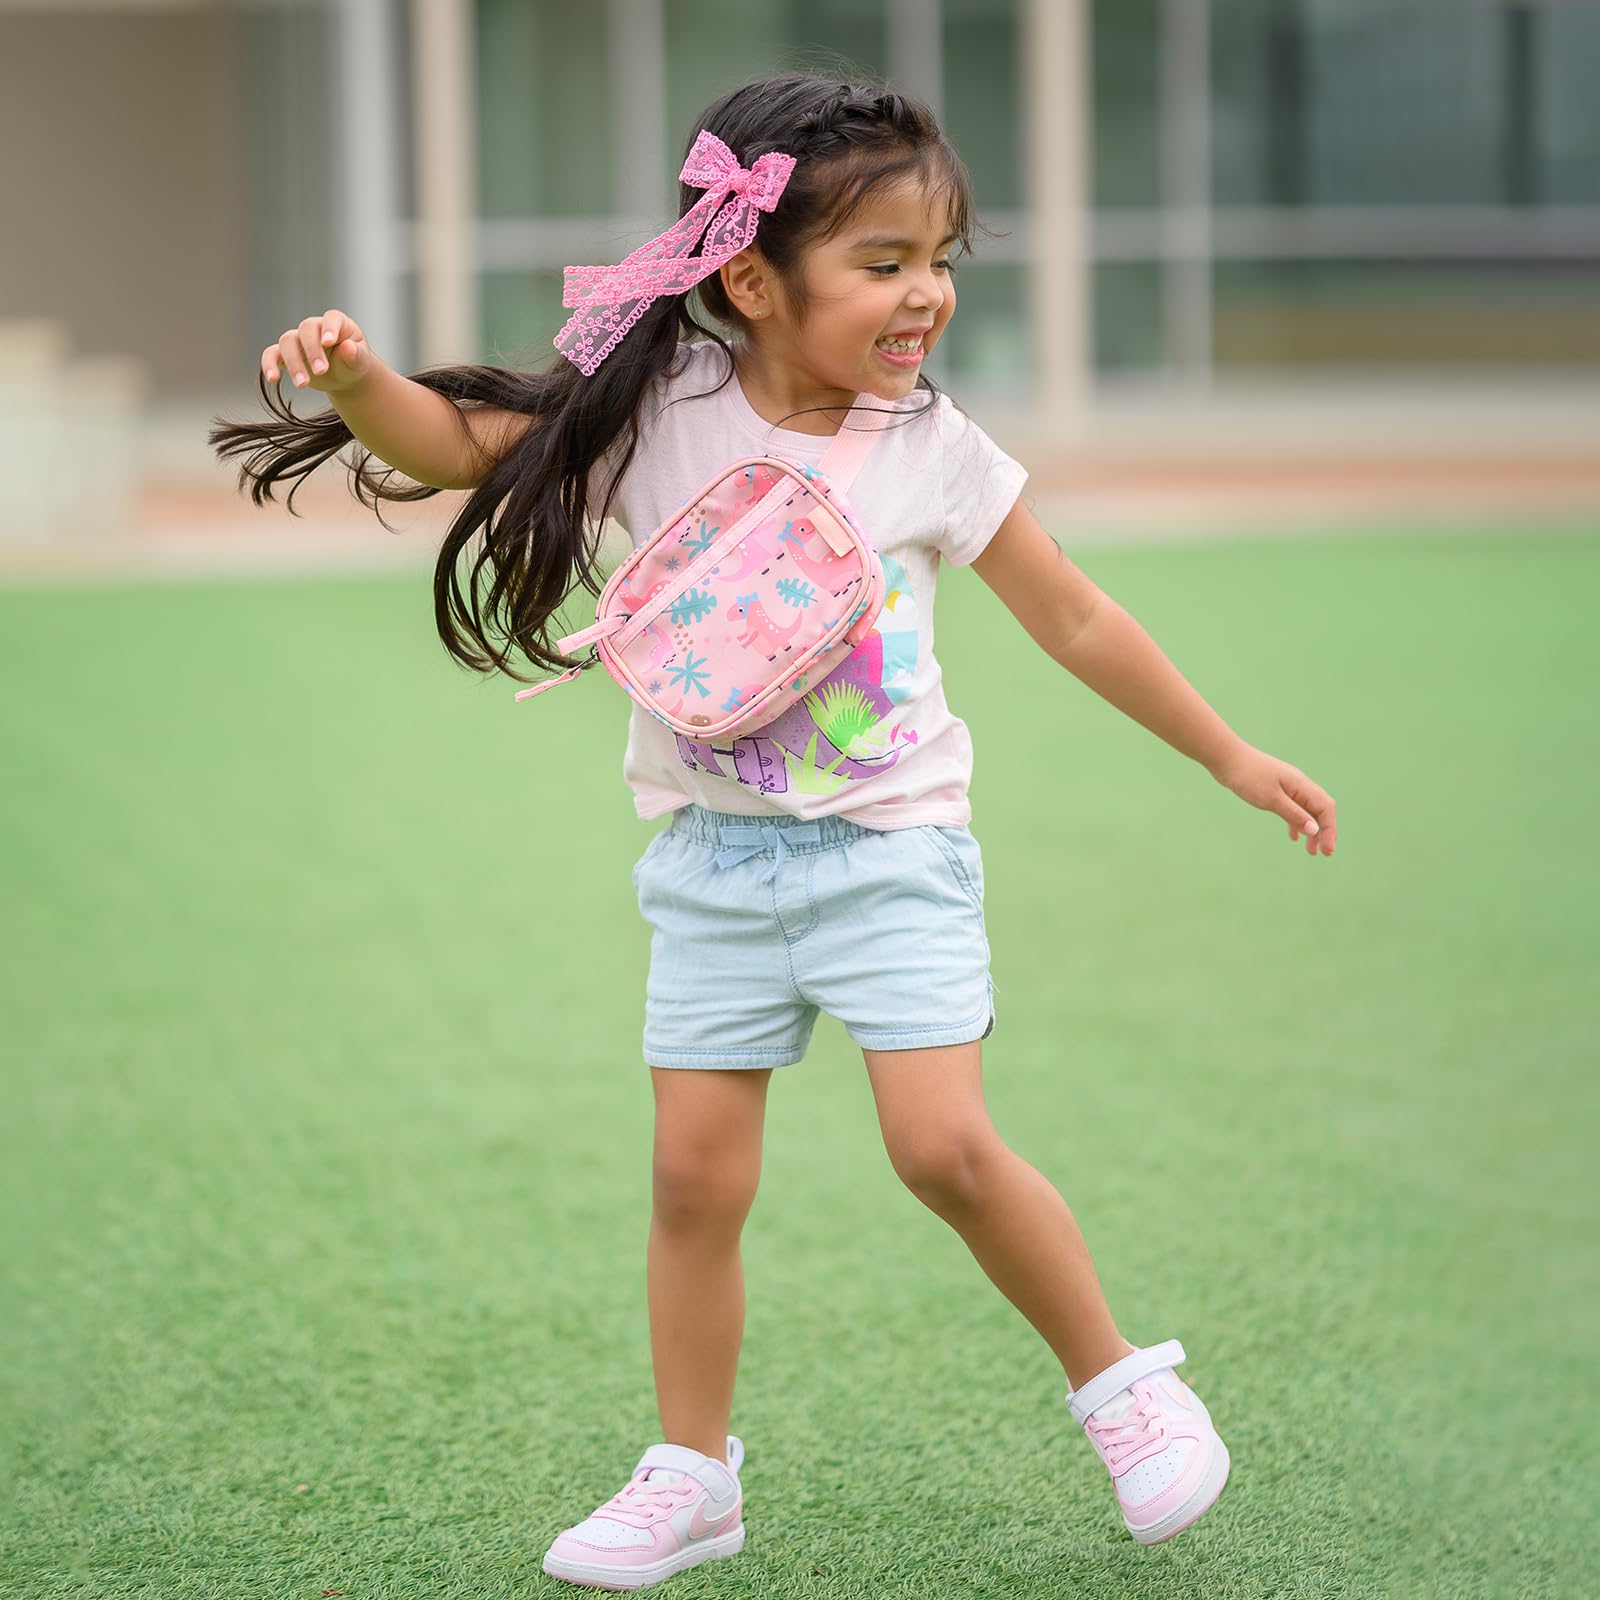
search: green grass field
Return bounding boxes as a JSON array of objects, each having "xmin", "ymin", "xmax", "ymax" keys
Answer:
[{"xmin": 2, "ymin": 526, "xmax": 1593, "ymax": 1599}]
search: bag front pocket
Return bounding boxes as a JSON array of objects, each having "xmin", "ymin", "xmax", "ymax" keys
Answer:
[{"xmin": 599, "ymin": 458, "xmax": 882, "ymax": 741}]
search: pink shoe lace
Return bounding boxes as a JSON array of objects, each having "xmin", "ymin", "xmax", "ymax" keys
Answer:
[
  {"xmin": 593, "ymin": 1474, "xmax": 700, "ymax": 1528},
  {"xmin": 1083, "ymin": 1385, "xmax": 1168, "ymax": 1470}
]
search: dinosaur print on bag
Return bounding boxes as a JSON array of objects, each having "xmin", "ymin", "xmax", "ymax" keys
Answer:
[
  {"xmin": 674, "ymin": 552, "xmax": 920, "ymax": 797},
  {"xmin": 515, "ymin": 392, "xmax": 897, "ymax": 741}
]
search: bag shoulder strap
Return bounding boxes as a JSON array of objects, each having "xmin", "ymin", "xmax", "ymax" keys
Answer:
[
  {"xmin": 815, "ymin": 391, "xmax": 898, "ymax": 492},
  {"xmin": 518, "ymin": 394, "xmax": 898, "ymax": 701}
]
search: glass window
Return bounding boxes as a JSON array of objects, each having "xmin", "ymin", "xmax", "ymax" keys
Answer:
[
  {"xmin": 481, "ymin": 268, "xmax": 567, "ymax": 367},
  {"xmin": 1213, "ymin": 260, "xmax": 1600, "ymax": 368},
  {"xmin": 1214, "ymin": 0, "xmax": 1536, "ymax": 208},
  {"xmin": 241, "ymin": 3, "xmax": 342, "ymax": 351},
  {"xmin": 1212, "ymin": 0, "xmax": 1302, "ymax": 207},
  {"xmin": 477, "ymin": 0, "xmax": 613, "ymax": 218},
  {"xmin": 663, "ymin": 1, "xmax": 888, "ymax": 202},
  {"xmin": 930, "ymin": 260, "xmax": 1031, "ymax": 391},
  {"xmin": 1093, "ymin": 262, "xmax": 1164, "ymax": 372},
  {"xmin": 941, "ymin": 0, "xmax": 1023, "ymax": 211},
  {"xmin": 1091, "ymin": 0, "xmax": 1161, "ymax": 208},
  {"xmin": 1296, "ymin": 0, "xmax": 1505, "ymax": 207},
  {"xmin": 1539, "ymin": 4, "xmax": 1600, "ymax": 204}
]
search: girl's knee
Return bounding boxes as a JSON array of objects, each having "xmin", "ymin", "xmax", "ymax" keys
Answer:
[
  {"xmin": 887, "ymin": 1125, "xmax": 1002, "ymax": 1214},
  {"xmin": 651, "ymin": 1141, "xmax": 760, "ymax": 1232},
  {"xmin": 650, "ymin": 1066, "xmax": 768, "ymax": 1230}
]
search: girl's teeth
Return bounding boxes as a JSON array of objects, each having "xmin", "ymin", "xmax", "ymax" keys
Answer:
[{"xmin": 877, "ymin": 337, "xmax": 922, "ymax": 353}]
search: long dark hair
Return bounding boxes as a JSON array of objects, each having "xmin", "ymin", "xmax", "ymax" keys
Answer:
[{"xmin": 208, "ymin": 69, "xmax": 985, "ymax": 683}]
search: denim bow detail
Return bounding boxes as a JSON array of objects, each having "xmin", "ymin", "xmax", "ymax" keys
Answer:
[{"xmin": 714, "ymin": 822, "xmax": 823, "ymax": 884}]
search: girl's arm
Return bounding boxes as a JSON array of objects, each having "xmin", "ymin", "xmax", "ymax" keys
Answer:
[
  {"xmin": 329, "ymin": 357, "xmax": 533, "ymax": 490},
  {"xmin": 259, "ymin": 311, "xmax": 533, "ymax": 490},
  {"xmin": 971, "ymin": 495, "xmax": 1338, "ymax": 856}
]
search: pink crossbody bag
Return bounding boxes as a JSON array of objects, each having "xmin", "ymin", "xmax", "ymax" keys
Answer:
[{"xmin": 513, "ymin": 393, "xmax": 893, "ymax": 741}]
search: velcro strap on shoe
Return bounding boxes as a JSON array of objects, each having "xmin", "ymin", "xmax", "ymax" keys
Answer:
[
  {"xmin": 692, "ymin": 1458, "xmax": 739, "ymax": 1501},
  {"xmin": 635, "ymin": 1442, "xmax": 739, "ymax": 1501},
  {"xmin": 637, "ymin": 1442, "xmax": 712, "ymax": 1476},
  {"xmin": 1066, "ymin": 1339, "xmax": 1186, "ymax": 1426}
]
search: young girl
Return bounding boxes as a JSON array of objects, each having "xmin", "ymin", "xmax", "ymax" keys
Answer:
[{"xmin": 213, "ymin": 70, "xmax": 1336, "ymax": 1592}]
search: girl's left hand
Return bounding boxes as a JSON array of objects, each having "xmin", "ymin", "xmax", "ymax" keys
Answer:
[{"xmin": 1209, "ymin": 742, "xmax": 1337, "ymax": 857}]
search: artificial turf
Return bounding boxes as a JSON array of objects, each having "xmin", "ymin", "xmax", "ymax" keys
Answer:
[{"xmin": 1, "ymin": 525, "xmax": 1592, "ymax": 1598}]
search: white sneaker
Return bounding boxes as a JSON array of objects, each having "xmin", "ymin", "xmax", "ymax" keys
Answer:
[
  {"xmin": 542, "ymin": 1435, "xmax": 746, "ymax": 1591},
  {"xmin": 1067, "ymin": 1341, "xmax": 1231, "ymax": 1545}
]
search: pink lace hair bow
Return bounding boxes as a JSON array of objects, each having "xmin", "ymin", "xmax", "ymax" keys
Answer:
[{"xmin": 553, "ymin": 130, "xmax": 798, "ymax": 376}]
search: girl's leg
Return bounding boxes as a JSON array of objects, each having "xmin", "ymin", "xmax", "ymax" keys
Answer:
[
  {"xmin": 647, "ymin": 1064, "xmax": 772, "ymax": 1463},
  {"xmin": 861, "ymin": 1041, "xmax": 1133, "ymax": 1390}
]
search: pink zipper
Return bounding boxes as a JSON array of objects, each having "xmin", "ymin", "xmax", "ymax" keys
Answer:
[
  {"xmin": 604, "ymin": 457, "xmax": 849, "ymax": 653},
  {"xmin": 608, "ymin": 490, "xmax": 881, "ymax": 739}
]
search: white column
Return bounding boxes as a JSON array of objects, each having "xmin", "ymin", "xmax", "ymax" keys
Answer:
[
  {"xmin": 411, "ymin": 0, "xmax": 480, "ymax": 367},
  {"xmin": 608, "ymin": 0, "xmax": 669, "ymax": 216},
  {"xmin": 1161, "ymin": 0, "xmax": 1213, "ymax": 386},
  {"xmin": 888, "ymin": 0, "xmax": 943, "ymax": 122},
  {"xmin": 336, "ymin": 0, "xmax": 406, "ymax": 370},
  {"xmin": 1022, "ymin": 0, "xmax": 1092, "ymax": 422}
]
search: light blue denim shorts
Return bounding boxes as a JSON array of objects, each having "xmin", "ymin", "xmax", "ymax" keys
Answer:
[{"xmin": 632, "ymin": 804, "xmax": 996, "ymax": 1069}]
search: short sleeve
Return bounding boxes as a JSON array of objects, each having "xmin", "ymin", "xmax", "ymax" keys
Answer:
[{"xmin": 936, "ymin": 392, "xmax": 1029, "ymax": 567}]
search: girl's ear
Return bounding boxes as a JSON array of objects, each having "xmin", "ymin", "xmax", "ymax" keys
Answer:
[{"xmin": 720, "ymin": 248, "xmax": 775, "ymax": 321}]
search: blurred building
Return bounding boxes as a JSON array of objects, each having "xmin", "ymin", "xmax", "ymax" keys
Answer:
[{"xmin": 2, "ymin": 0, "xmax": 1598, "ymax": 545}]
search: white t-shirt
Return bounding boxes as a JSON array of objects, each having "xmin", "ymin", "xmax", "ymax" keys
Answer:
[{"xmin": 588, "ymin": 338, "xmax": 1028, "ymax": 830}]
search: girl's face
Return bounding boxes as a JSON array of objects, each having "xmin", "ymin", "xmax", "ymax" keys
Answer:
[{"xmin": 737, "ymin": 179, "xmax": 958, "ymax": 405}]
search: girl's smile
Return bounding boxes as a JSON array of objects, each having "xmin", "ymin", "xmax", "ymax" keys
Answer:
[
  {"xmin": 873, "ymin": 338, "xmax": 927, "ymax": 369},
  {"xmin": 722, "ymin": 178, "xmax": 957, "ymax": 426}
]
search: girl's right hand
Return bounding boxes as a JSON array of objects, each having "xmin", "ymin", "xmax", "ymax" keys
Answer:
[{"xmin": 261, "ymin": 310, "xmax": 373, "ymax": 394}]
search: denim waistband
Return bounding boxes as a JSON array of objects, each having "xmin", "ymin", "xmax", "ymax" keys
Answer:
[{"xmin": 666, "ymin": 804, "xmax": 879, "ymax": 883}]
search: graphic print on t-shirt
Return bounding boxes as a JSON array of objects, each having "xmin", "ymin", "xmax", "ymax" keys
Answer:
[{"xmin": 674, "ymin": 550, "xmax": 920, "ymax": 797}]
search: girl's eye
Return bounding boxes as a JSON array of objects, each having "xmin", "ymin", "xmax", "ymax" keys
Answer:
[{"xmin": 868, "ymin": 260, "xmax": 956, "ymax": 276}]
